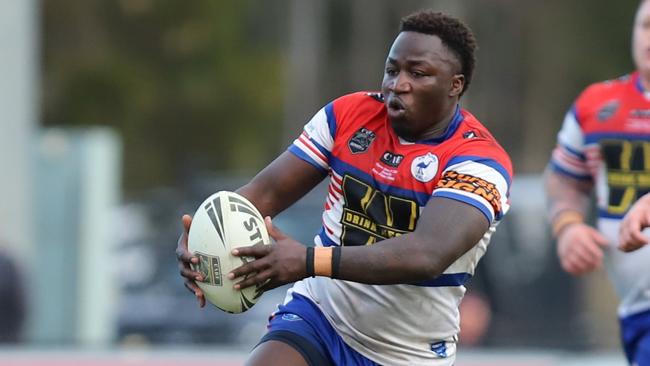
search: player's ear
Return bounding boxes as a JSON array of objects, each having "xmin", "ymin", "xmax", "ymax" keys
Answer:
[{"xmin": 449, "ymin": 74, "xmax": 464, "ymax": 97}]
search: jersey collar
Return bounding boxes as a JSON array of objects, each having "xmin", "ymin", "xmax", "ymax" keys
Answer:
[
  {"xmin": 633, "ymin": 71, "xmax": 650, "ymax": 100},
  {"xmin": 635, "ymin": 71, "xmax": 645, "ymax": 94},
  {"xmin": 419, "ymin": 104, "xmax": 464, "ymax": 145}
]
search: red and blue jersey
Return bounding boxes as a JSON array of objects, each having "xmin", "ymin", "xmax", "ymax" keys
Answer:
[
  {"xmin": 551, "ymin": 71, "xmax": 650, "ymax": 218},
  {"xmin": 282, "ymin": 92, "xmax": 512, "ymax": 366},
  {"xmin": 289, "ymin": 92, "xmax": 512, "ymax": 248}
]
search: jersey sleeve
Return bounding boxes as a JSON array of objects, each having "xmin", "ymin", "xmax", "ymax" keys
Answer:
[
  {"xmin": 548, "ymin": 105, "xmax": 592, "ymax": 181},
  {"xmin": 287, "ymin": 102, "xmax": 337, "ymax": 173},
  {"xmin": 433, "ymin": 147, "xmax": 512, "ymax": 225}
]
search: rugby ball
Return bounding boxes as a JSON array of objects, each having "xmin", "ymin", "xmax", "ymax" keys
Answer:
[{"xmin": 188, "ymin": 191, "xmax": 270, "ymax": 313}]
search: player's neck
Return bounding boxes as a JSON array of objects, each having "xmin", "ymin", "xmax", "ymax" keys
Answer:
[{"xmin": 420, "ymin": 104, "xmax": 459, "ymax": 141}]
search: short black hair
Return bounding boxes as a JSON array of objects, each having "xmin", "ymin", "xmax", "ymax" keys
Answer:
[{"xmin": 400, "ymin": 10, "xmax": 477, "ymax": 96}]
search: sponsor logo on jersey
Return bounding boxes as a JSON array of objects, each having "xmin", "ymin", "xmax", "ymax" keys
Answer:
[
  {"xmin": 597, "ymin": 100, "xmax": 619, "ymax": 122},
  {"xmin": 372, "ymin": 162, "xmax": 398, "ymax": 181},
  {"xmin": 380, "ymin": 151, "xmax": 404, "ymax": 167},
  {"xmin": 340, "ymin": 175, "xmax": 418, "ymax": 245},
  {"xmin": 630, "ymin": 109, "xmax": 650, "ymax": 119},
  {"xmin": 366, "ymin": 92, "xmax": 384, "ymax": 103},
  {"xmin": 463, "ymin": 130, "xmax": 477, "ymax": 139},
  {"xmin": 601, "ymin": 139, "xmax": 650, "ymax": 214},
  {"xmin": 411, "ymin": 153, "xmax": 438, "ymax": 182},
  {"xmin": 437, "ymin": 170, "xmax": 502, "ymax": 213},
  {"xmin": 430, "ymin": 341, "xmax": 447, "ymax": 358},
  {"xmin": 348, "ymin": 128, "xmax": 376, "ymax": 153}
]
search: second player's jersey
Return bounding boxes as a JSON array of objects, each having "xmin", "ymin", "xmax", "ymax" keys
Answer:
[
  {"xmin": 285, "ymin": 92, "xmax": 513, "ymax": 366},
  {"xmin": 550, "ymin": 71, "xmax": 650, "ymax": 317}
]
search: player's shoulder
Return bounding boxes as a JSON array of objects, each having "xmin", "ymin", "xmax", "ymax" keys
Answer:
[
  {"xmin": 571, "ymin": 72, "xmax": 637, "ymax": 123},
  {"xmin": 456, "ymin": 109, "xmax": 504, "ymax": 148},
  {"xmin": 331, "ymin": 91, "xmax": 385, "ymax": 109},
  {"xmin": 576, "ymin": 72, "xmax": 636, "ymax": 105},
  {"xmin": 451, "ymin": 109, "xmax": 513, "ymax": 174},
  {"xmin": 329, "ymin": 91, "xmax": 385, "ymax": 130}
]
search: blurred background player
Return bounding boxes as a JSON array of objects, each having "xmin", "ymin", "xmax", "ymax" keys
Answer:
[
  {"xmin": 458, "ymin": 292, "xmax": 492, "ymax": 347},
  {"xmin": 177, "ymin": 9, "xmax": 512, "ymax": 366},
  {"xmin": 544, "ymin": 1, "xmax": 650, "ymax": 364}
]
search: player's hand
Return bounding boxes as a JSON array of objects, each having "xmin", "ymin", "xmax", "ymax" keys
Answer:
[
  {"xmin": 229, "ymin": 216, "xmax": 307, "ymax": 293},
  {"xmin": 175, "ymin": 214, "xmax": 206, "ymax": 308},
  {"xmin": 619, "ymin": 197, "xmax": 650, "ymax": 252},
  {"xmin": 556, "ymin": 223, "xmax": 609, "ymax": 275}
]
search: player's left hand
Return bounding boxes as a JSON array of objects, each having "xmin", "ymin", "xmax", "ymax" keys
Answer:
[
  {"xmin": 619, "ymin": 199, "xmax": 650, "ymax": 252},
  {"xmin": 229, "ymin": 216, "xmax": 307, "ymax": 293}
]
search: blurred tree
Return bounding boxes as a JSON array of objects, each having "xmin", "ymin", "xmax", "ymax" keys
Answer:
[
  {"xmin": 41, "ymin": 0, "xmax": 640, "ymax": 191},
  {"xmin": 42, "ymin": 0, "xmax": 286, "ymax": 194},
  {"xmin": 282, "ymin": 0, "xmax": 326, "ymax": 143}
]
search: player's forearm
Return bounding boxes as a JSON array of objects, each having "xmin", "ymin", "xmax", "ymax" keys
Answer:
[
  {"xmin": 544, "ymin": 167, "xmax": 592, "ymax": 236},
  {"xmin": 328, "ymin": 215, "xmax": 483, "ymax": 285},
  {"xmin": 544, "ymin": 167, "xmax": 592, "ymax": 218},
  {"xmin": 333, "ymin": 234, "xmax": 444, "ymax": 284},
  {"xmin": 324, "ymin": 198, "xmax": 488, "ymax": 285}
]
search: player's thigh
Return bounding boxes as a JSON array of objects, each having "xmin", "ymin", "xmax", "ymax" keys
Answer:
[{"xmin": 246, "ymin": 340, "xmax": 309, "ymax": 366}]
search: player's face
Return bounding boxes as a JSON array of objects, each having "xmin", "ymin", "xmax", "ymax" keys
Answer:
[
  {"xmin": 382, "ymin": 31, "xmax": 464, "ymax": 142},
  {"xmin": 633, "ymin": 0, "xmax": 650, "ymax": 78}
]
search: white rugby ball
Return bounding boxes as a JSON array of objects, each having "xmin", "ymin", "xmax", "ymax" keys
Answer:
[{"xmin": 188, "ymin": 190, "xmax": 270, "ymax": 313}]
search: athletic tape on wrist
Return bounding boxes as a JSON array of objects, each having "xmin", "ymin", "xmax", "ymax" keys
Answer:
[
  {"xmin": 305, "ymin": 246, "xmax": 315, "ymax": 277},
  {"xmin": 552, "ymin": 211, "xmax": 584, "ymax": 237},
  {"xmin": 331, "ymin": 246, "xmax": 341, "ymax": 279},
  {"xmin": 314, "ymin": 247, "xmax": 332, "ymax": 277}
]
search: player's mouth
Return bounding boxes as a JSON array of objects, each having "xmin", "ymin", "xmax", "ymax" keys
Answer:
[{"xmin": 386, "ymin": 97, "xmax": 407, "ymax": 119}]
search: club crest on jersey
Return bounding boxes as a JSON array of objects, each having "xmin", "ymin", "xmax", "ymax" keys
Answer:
[
  {"xmin": 411, "ymin": 153, "xmax": 438, "ymax": 182},
  {"xmin": 430, "ymin": 341, "xmax": 448, "ymax": 358},
  {"xmin": 597, "ymin": 100, "xmax": 619, "ymax": 122},
  {"xmin": 349, "ymin": 128, "xmax": 376, "ymax": 154},
  {"xmin": 380, "ymin": 151, "xmax": 404, "ymax": 167}
]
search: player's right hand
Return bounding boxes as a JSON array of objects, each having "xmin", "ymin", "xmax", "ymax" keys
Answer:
[
  {"xmin": 556, "ymin": 223, "xmax": 609, "ymax": 275},
  {"xmin": 175, "ymin": 214, "xmax": 206, "ymax": 308}
]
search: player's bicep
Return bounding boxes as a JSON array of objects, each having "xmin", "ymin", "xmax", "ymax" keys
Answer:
[
  {"xmin": 238, "ymin": 151, "xmax": 325, "ymax": 218},
  {"xmin": 544, "ymin": 167, "xmax": 593, "ymax": 195},
  {"xmin": 544, "ymin": 167, "xmax": 593, "ymax": 219},
  {"xmin": 414, "ymin": 197, "xmax": 488, "ymax": 271},
  {"xmin": 415, "ymin": 153, "xmax": 511, "ymax": 271}
]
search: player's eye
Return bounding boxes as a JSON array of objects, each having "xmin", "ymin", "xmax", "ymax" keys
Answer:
[{"xmin": 411, "ymin": 70, "xmax": 427, "ymax": 78}]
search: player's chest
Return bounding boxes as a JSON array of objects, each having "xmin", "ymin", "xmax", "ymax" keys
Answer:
[
  {"xmin": 583, "ymin": 99, "xmax": 650, "ymax": 136},
  {"xmin": 332, "ymin": 127, "xmax": 453, "ymax": 191}
]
